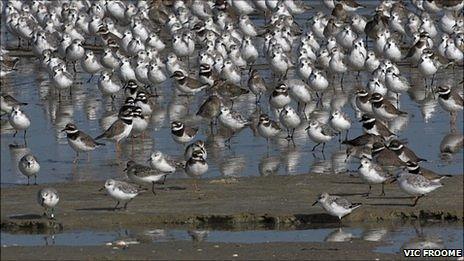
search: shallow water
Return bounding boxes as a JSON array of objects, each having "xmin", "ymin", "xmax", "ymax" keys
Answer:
[
  {"xmin": 0, "ymin": 3, "xmax": 463, "ymax": 186},
  {"xmin": 1, "ymin": 56, "xmax": 462, "ymax": 185},
  {"xmin": 1, "ymin": 223, "xmax": 462, "ymax": 255}
]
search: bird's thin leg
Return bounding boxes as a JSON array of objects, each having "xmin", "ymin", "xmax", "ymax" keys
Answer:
[
  {"xmin": 73, "ymin": 152, "xmax": 79, "ymax": 164},
  {"xmin": 340, "ymin": 73, "xmax": 344, "ymax": 89},
  {"xmin": 87, "ymin": 74, "xmax": 94, "ymax": 83},
  {"xmin": 412, "ymin": 195, "xmax": 423, "ymax": 207},
  {"xmin": 345, "ymin": 129, "xmax": 349, "ymax": 141},
  {"xmin": 152, "ymin": 182, "xmax": 156, "ymax": 195},
  {"xmin": 114, "ymin": 201, "xmax": 120, "ymax": 210},
  {"xmin": 13, "ymin": 130, "xmax": 17, "ymax": 137},
  {"xmin": 291, "ymin": 128, "xmax": 295, "ymax": 140},
  {"xmin": 380, "ymin": 183, "xmax": 385, "ymax": 196},
  {"xmin": 23, "ymin": 129, "xmax": 27, "ymax": 140},
  {"xmin": 87, "ymin": 152, "xmax": 90, "ymax": 162},
  {"xmin": 27, "ymin": 176, "xmax": 30, "ymax": 186},
  {"xmin": 123, "ymin": 201, "xmax": 129, "ymax": 210},
  {"xmin": 321, "ymin": 143, "xmax": 326, "ymax": 153},
  {"xmin": 431, "ymin": 74, "xmax": 435, "ymax": 86},
  {"xmin": 34, "ymin": 175, "xmax": 37, "ymax": 185},
  {"xmin": 312, "ymin": 143, "xmax": 321, "ymax": 151}
]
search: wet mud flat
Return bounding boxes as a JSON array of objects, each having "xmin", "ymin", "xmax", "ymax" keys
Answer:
[
  {"xmin": 1, "ymin": 241, "xmax": 398, "ymax": 260},
  {"xmin": 1, "ymin": 174, "xmax": 463, "ymax": 260},
  {"xmin": 1, "ymin": 174, "xmax": 463, "ymax": 230}
]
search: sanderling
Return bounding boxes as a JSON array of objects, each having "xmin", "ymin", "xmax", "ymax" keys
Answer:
[
  {"xmin": 149, "ymin": 150, "xmax": 182, "ymax": 174},
  {"xmin": 329, "ymin": 110, "xmax": 351, "ymax": 141},
  {"xmin": 312, "ymin": 192, "xmax": 362, "ymax": 220},
  {"xmin": 37, "ymin": 188, "xmax": 59, "ymax": 219},
  {"xmin": 18, "ymin": 153, "xmax": 40, "ymax": 185},
  {"xmin": 218, "ymin": 106, "xmax": 250, "ymax": 144},
  {"xmin": 8, "ymin": 105, "xmax": 30, "ymax": 140},
  {"xmin": 306, "ymin": 120, "xmax": 337, "ymax": 152},
  {"xmin": 395, "ymin": 171, "xmax": 442, "ymax": 207},
  {"xmin": 279, "ymin": 105, "xmax": 301, "ymax": 140},
  {"xmin": 125, "ymin": 160, "xmax": 168, "ymax": 195},
  {"xmin": 358, "ymin": 157, "xmax": 393, "ymax": 196},
  {"xmin": 100, "ymin": 179, "xmax": 146, "ymax": 210},
  {"xmin": 62, "ymin": 123, "xmax": 105, "ymax": 163}
]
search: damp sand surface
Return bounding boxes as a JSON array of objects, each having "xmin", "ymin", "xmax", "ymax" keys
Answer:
[{"xmin": 1, "ymin": 174, "xmax": 462, "ymax": 229}]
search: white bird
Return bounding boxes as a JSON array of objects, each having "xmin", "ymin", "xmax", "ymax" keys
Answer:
[
  {"xmin": 312, "ymin": 193, "xmax": 362, "ymax": 220},
  {"xmin": 396, "ymin": 172, "xmax": 442, "ymax": 206},
  {"xmin": 37, "ymin": 188, "xmax": 59, "ymax": 219},
  {"xmin": 100, "ymin": 179, "xmax": 145, "ymax": 210},
  {"xmin": 18, "ymin": 153, "xmax": 40, "ymax": 185},
  {"xmin": 9, "ymin": 105, "xmax": 31, "ymax": 140}
]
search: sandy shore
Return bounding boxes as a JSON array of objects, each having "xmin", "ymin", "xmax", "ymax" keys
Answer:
[
  {"xmin": 1, "ymin": 174, "xmax": 462, "ymax": 230},
  {"xmin": 1, "ymin": 241, "xmax": 398, "ymax": 260}
]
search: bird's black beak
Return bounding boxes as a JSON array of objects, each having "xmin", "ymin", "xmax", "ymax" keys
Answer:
[
  {"xmin": 389, "ymin": 178, "xmax": 397, "ymax": 184},
  {"xmin": 305, "ymin": 126, "xmax": 310, "ymax": 131},
  {"xmin": 98, "ymin": 186, "xmax": 105, "ymax": 191},
  {"xmin": 60, "ymin": 128, "xmax": 66, "ymax": 132},
  {"xmin": 312, "ymin": 200, "xmax": 318, "ymax": 206},
  {"xmin": 357, "ymin": 165, "xmax": 362, "ymax": 169},
  {"xmin": 123, "ymin": 167, "xmax": 128, "ymax": 171}
]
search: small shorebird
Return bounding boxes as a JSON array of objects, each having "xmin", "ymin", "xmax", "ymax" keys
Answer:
[
  {"xmin": 370, "ymin": 93, "xmax": 407, "ymax": 121},
  {"xmin": 312, "ymin": 192, "xmax": 362, "ymax": 220},
  {"xmin": 9, "ymin": 105, "xmax": 30, "ymax": 140},
  {"xmin": 257, "ymin": 113, "xmax": 282, "ymax": 145},
  {"xmin": 388, "ymin": 140, "xmax": 426, "ymax": 164},
  {"xmin": 100, "ymin": 179, "xmax": 146, "ymax": 210},
  {"xmin": 329, "ymin": 110, "xmax": 351, "ymax": 141},
  {"xmin": 395, "ymin": 172, "xmax": 442, "ymax": 207},
  {"xmin": 170, "ymin": 70, "xmax": 208, "ymax": 95},
  {"xmin": 248, "ymin": 69, "xmax": 268, "ymax": 103},
  {"xmin": 218, "ymin": 106, "xmax": 250, "ymax": 144},
  {"xmin": 18, "ymin": 153, "xmax": 40, "ymax": 185},
  {"xmin": 184, "ymin": 140, "xmax": 208, "ymax": 160},
  {"xmin": 125, "ymin": 160, "xmax": 168, "ymax": 195},
  {"xmin": 171, "ymin": 121, "xmax": 198, "ymax": 145},
  {"xmin": 149, "ymin": 151, "xmax": 182, "ymax": 174},
  {"xmin": 405, "ymin": 161, "xmax": 452, "ymax": 183},
  {"xmin": 358, "ymin": 157, "xmax": 393, "ymax": 197},
  {"xmin": 62, "ymin": 123, "xmax": 105, "ymax": 163},
  {"xmin": 306, "ymin": 120, "xmax": 337, "ymax": 152},
  {"xmin": 279, "ymin": 105, "xmax": 301, "ymax": 140},
  {"xmin": 95, "ymin": 108, "xmax": 133, "ymax": 152},
  {"xmin": 185, "ymin": 150, "xmax": 208, "ymax": 191},
  {"xmin": 37, "ymin": 188, "xmax": 59, "ymax": 219}
]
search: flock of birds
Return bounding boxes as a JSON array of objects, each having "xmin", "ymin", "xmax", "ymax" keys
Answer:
[{"xmin": 0, "ymin": 0, "xmax": 463, "ymax": 222}]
